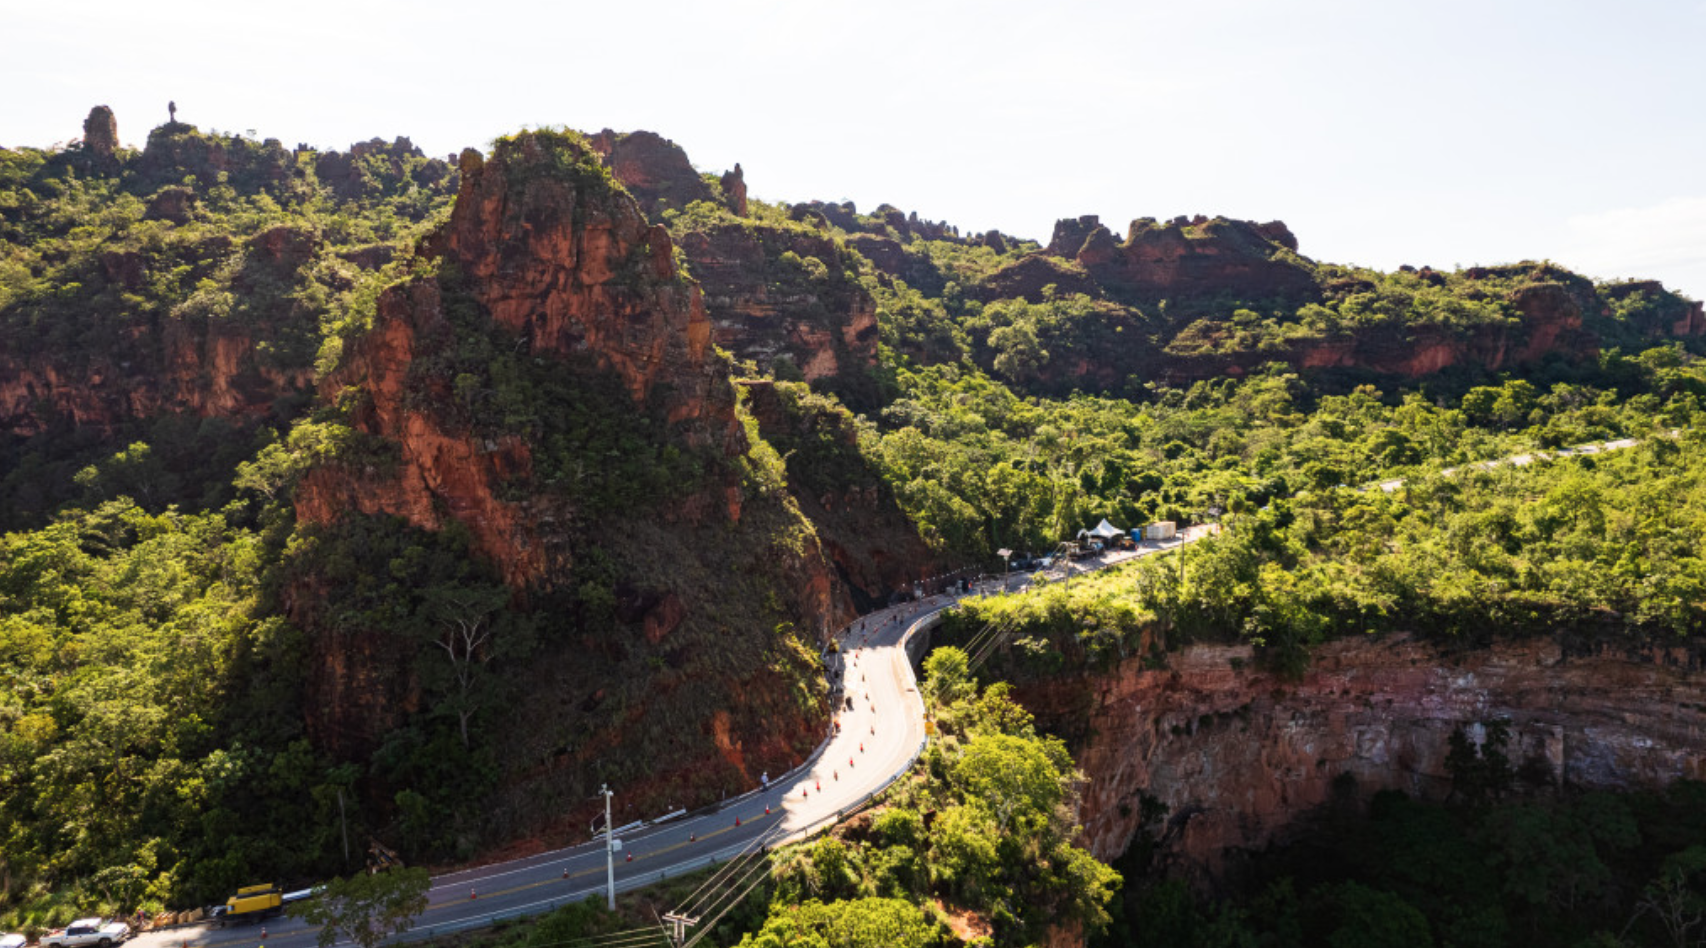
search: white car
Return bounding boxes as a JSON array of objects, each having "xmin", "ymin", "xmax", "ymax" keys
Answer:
[
  {"xmin": 43, "ymin": 919, "xmax": 130, "ymax": 948},
  {"xmin": 2, "ymin": 933, "xmax": 27, "ymax": 948}
]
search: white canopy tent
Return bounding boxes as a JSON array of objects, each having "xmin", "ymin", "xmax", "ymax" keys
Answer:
[{"xmin": 1081, "ymin": 519, "xmax": 1124, "ymax": 540}]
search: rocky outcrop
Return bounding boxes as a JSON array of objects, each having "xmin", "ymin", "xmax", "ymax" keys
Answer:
[
  {"xmin": 292, "ymin": 133, "xmax": 852, "ymax": 800},
  {"xmin": 586, "ymin": 129, "xmax": 716, "ymax": 219},
  {"xmin": 1599, "ymin": 278, "xmax": 1706, "ymax": 338},
  {"xmin": 313, "ymin": 136, "xmax": 454, "ymax": 202},
  {"xmin": 1234, "ymin": 269, "xmax": 1599, "ymax": 383},
  {"xmin": 0, "ymin": 224, "xmax": 315, "ymax": 436},
  {"xmin": 293, "ymin": 278, "xmax": 548, "ymax": 586},
  {"xmin": 844, "ymin": 234, "xmax": 906, "ymax": 275},
  {"xmin": 441, "ymin": 141, "xmax": 725, "ymax": 427},
  {"xmin": 973, "ymin": 253, "xmax": 1105, "ymax": 304},
  {"xmin": 1041, "ymin": 214, "xmax": 1318, "ymax": 307},
  {"xmin": 1016, "ymin": 634, "xmax": 1706, "ymax": 883},
  {"xmin": 1680, "ymin": 300, "xmax": 1705, "ymax": 336},
  {"xmin": 720, "ymin": 163, "xmax": 748, "ymax": 217},
  {"xmin": 82, "ymin": 106, "xmax": 118, "ymax": 159},
  {"xmin": 136, "ymin": 121, "xmax": 297, "ymax": 192},
  {"xmin": 791, "ymin": 200, "xmax": 862, "ymax": 232},
  {"xmin": 1048, "ymin": 215, "xmax": 1105, "ymax": 257},
  {"xmin": 0, "ymin": 315, "xmax": 312, "ymax": 436},
  {"xmin": 300, "ymin": 132, "xmax": 739, "ymax": 586},
  {"xmin": 786, "ymin": 200, "xmax": 961, "ymax": 244},
  {"xmin": 676, "ymin": 224, "xmax": 878, "ymax": 393}
]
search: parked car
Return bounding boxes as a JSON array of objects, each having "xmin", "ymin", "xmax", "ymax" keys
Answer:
[
  {"xmin": 2, "ymin": 932, "xmax": 28, "ymax": 948},
  {"xmin": 42, "ymin": 919, "xmax": 130, "ymax": 948}
]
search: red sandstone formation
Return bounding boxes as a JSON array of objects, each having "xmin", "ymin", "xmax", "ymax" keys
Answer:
[
  {"xmin": 441, "ymin": 142, "xmax": 725, "ymax": 427},
  {"xmin": 1017, "ymin": 634, "xmax": 1706, "ymax": 882},
  {"xmin": 1044, "ymin": 214, "xmax": 1317, "ymax": 305},
  {"xmin": 81, "ymin": 105, "xmax": 118, "ymax": 160},
  {"xmin": 677, "ymin": 225, "xmax": 878, "ymax": 387},
  {"xmin": 298, "ymin": 133, "xmax": 742, "ymax": 587},
  {"xmin": 972, "ymin": 253, "xmax": 1105, "ymax": 304},
  {"xmin": 291, "ymin": 133, "xmax": 852, "ymax": 778},
  {"xmin": 720, "ymin": 163, "xmax": 748, "ymax": 217},
  {"xmin": 586, "ymin": 129, "xmax": 717, "ymax": 219},
  {"xmin": 0, "ymin": 217, "xmax": 314, "ymax": 436},
  {"xmin": 135, "ymin": 120, "xmax": 295, "ymax": 191}
]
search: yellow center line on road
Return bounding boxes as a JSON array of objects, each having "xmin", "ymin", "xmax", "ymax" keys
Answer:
[
  {"xmin": 187, "ymin": 603, "xmax": 935, "ymax": 948},
  {"xmin": 416, "ymin": 807, "xmax": 784, "ymax": 910}
]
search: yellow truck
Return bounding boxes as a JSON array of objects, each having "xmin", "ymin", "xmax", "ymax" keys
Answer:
[{"xmin": 210, "ymin": 885, "xmax": 283, "ymax": 927}]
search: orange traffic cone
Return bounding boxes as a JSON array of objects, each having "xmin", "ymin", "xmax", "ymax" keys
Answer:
[
  {"xmin": 470, "ymin": 889, "xmax": 477, "ymax": 900},
  {"xmin": 626, "ymin": 853, "xmax": 633, "ymax": 862},
  {"xmin": 735, "ymin": 815, "xmax": 741, "ymax": 826}
]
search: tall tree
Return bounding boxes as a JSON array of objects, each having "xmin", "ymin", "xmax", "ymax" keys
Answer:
[{"xmin": 288, "ymin": 868, "xmax": 431, "ymax": 948}]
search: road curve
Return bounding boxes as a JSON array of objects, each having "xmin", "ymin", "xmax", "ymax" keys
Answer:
[{"xmin": 131, "ymin": 533, "xmax": 1209, "ymax": 948}]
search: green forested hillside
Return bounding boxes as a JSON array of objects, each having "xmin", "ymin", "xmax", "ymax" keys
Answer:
[{"xmin": 1, "ymin": 114, "xmax": 1703, "ymax": 947}]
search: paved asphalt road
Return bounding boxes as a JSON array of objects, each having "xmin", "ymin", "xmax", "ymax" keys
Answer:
[{"xmin": 129, "ymin": 532, "xmax": 1209, "ymax": 948}]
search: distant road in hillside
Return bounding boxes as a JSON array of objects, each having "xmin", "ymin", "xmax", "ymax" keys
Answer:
[
  {"xmin": 129, "ymin": 528, "xmax": 1211, "ymax": 948},
  {"xmin": 1371, "ymin": 433, "xmax": 1663, "ymax": 493}
]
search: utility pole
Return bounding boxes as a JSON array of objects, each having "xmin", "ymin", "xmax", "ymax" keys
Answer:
[
  {"xmin": 337, "ymin": 788, "xmax": 350, "ymax": 866},
  {"xmin": 662, "ymin": 912, "xmax": 699, "ymax": 947},
  {"xmin": 601, "ymin": 784, "xmax": 616, "ymax": 910}
]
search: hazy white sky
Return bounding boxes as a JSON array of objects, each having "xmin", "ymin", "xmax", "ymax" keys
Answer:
[{"xmin": 7, "ymin": 0, "xmax": 1703, "ymax": 299}]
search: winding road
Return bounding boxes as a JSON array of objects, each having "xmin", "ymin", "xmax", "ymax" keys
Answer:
[
  {"xmin": 130, "ymin": 532, "xmax": 1210, "ymax": 948},
  {"xmin": 140, "ymin": 432, "xmax": 1670, "ymax": 946}
]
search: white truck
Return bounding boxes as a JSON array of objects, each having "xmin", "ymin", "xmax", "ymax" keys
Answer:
[{"xmin": 42, "ymin": 919, "xmax": 130, "ymax": 948}]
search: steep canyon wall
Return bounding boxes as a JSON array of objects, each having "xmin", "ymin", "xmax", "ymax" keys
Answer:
[{"xmin": 1017, "ymin": 634, "xmax": 1706, "ymax": 880}]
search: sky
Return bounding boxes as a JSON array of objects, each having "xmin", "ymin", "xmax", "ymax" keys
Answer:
[{"xmin": 6, "ymin": 0, "xmax": 1704, "ymax": 299}]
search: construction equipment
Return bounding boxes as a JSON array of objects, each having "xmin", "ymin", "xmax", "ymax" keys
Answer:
[
  {"xmin": 209, "ymin": 885, "xmax": 282, "ymax": 927},
  {"xmin": 367, "ymin": 839, "xmax": 404, "ymax": 873}
]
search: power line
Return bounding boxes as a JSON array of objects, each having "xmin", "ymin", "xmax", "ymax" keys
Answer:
[
  {"xmin": 516, "ymin": 926, "xmax": 670, "ymax": 948},
  {"xmin": 677, "ymin": 851, "xmax": 775, "ymax": 948},
  {"xmin": 679, "ymin": 851, "xmax": 777, "ymax": 948},
  {"xmin": 955, "ymin": 618, "xmax": 998, "ymax": 663},
  {"xmin": 672, "ymin": 823, "xmax": 781, "ymax": 920},
  {"xmin": 968, "ymin": 613, "xmax": 1024, "ymax": 673}
]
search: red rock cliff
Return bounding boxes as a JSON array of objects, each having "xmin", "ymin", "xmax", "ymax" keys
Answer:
[
  {"xmin": 1047, "ymin": 214, "xmax": 1318, "ymax": 306},
  {"xmin": 0, "ymin": 227, "xmax": 315, "ymax": 436},
  {"xmin": 1016, "ymin": 634, "xmax": 1706, "ymax": 882},
  {"xmin": 586, "ymin": 129, "xmax": 716, "ymax": 220},
  {"xmin": 678, "ymin": 225, "xmax": 879, "ymax": 392},
  {"xmin": 291, "ymin": 133, "xmax": 852, "ymax": 802},
  {"xmin": 298, "ymin": 133, "xmax": 742, "ymax": 587}
]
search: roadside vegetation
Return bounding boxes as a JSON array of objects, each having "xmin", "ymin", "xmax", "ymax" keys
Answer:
[{"xmin": 1, "ymin": 114, "xmax": 1703, "ymax": 946}]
